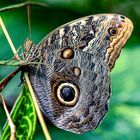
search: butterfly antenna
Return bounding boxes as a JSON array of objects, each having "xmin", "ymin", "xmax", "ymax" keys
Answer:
[{"xmin": 27, "ymin": 0, "xmax": 32, "ymax": 40}]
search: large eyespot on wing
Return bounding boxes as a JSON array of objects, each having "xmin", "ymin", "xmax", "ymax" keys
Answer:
[{"xmin": 55, "ymin": 83, "xmax": 79, "ymax": 106}]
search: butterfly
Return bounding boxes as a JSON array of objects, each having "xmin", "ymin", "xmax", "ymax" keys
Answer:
[{"xmin": 24, "ymin": 14, "xmax": 133, "ymax": 134}]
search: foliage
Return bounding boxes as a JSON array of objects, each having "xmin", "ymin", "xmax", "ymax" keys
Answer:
[
  {"xmin": 1, "ymin": 85, "xmax": 36, "ymax": 140},
  {"xmin": 0, "ymin": 0, "xmax": 140, "ymax": 140}
]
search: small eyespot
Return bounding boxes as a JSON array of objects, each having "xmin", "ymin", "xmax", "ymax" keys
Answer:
[
  {"xmin": 58, "ymin": 48, "xmax": 74, "ymax": 59},
  {"xmin": 108, "ymin": 28, "xmax": 118, "ymax": 36},
  {"xmin": 56, "ymin": 83, "xmax": 79, "ymax": 106},
  {"xmin": 73, "ymin": 67, "xmax": 81, "ymax": 76},
  {"xmin": 120, "ymin": 15, "xmax": 125, "ymax": 19}
]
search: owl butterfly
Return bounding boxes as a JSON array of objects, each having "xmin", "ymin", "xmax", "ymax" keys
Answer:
[{"xmin": 24, "ymin": 14, "xmax": 133, "ymax": 134}]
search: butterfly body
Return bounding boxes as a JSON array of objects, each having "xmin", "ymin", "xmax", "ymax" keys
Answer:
[{"xmin": 25, "ymin": 14, "xmax": 133, "ymax": 134}]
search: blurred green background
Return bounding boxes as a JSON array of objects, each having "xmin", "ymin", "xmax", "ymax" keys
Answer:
[{"xmin": 0, "ymin": 0, "xmax": 140, "ymax": 140}]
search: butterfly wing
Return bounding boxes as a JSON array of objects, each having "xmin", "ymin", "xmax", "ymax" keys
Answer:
[{"xmin": 27, "ymin": 14, "xmax": 133, "ymax": 134}]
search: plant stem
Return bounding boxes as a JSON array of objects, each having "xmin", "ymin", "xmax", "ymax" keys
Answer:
[
  {"xmin": 0, "ymin": 1, "xmax": 48, "ymax": 12},
  {"xmin": 0, "ymin": 93, "xmax": 16, "ymax": 140},
  {"xmin": 0, "ymin": 17, "xmax": 21, "ymax": 61},
  {"xmin": 24, "ymin": 73, "xmax": 52, "ymax": 140},
  {"xmin": 0, "ymin": 16, "xmax": 52, "ymax": 140}
]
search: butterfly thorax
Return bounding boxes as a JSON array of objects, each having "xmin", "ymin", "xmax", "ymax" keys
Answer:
[{"xmin": 24, "ymin": 39, "xmax": 41, "ymax": 62}]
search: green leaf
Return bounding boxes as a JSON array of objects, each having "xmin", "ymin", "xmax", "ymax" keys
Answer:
[{"xmin": 1, "ymin": 85, "xmax": 36, "ymax": 140}]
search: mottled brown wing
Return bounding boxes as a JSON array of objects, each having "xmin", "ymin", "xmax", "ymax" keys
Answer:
[{"xmin": 27, "ymin": 14, "xmax": 133, "ymax": 134}]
